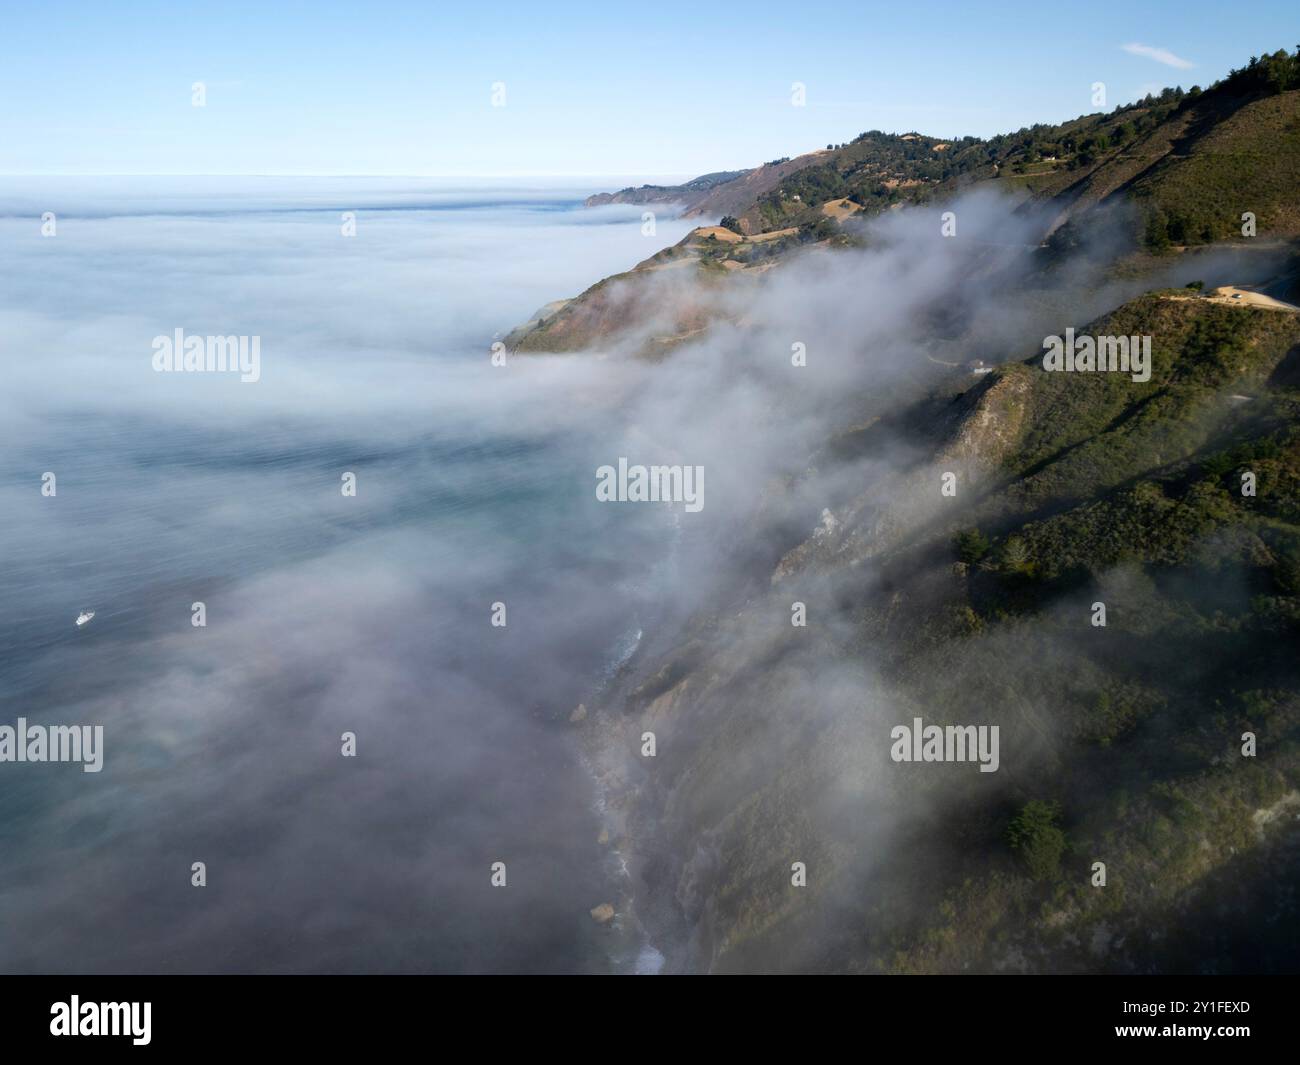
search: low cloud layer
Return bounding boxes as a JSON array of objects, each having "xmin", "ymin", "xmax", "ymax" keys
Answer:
[{"xmin": 0, "ymin": 178, "xmax": 1285, "ymax": 972}]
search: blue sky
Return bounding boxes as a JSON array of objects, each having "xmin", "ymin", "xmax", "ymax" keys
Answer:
[{"xmin": 2, "ymin": 0, "xmax": 1296, "ymax": 177}]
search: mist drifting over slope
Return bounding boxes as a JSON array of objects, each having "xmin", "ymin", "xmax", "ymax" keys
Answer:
[
  {"xmin": 545, "ymin": 188, "xmax": 1296, "ymax": 972},
  {"xmin": 1, "ymin": 176, "xmax": 1291, "ymax": 974}
]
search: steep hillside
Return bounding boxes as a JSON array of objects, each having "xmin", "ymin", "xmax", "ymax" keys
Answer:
[
  {"xmin": 585, "ymin": 292, "xmax": 1300, "ymax": 973},
  {"xmin": 505, "ymin": 223, "xmax": 814, "ymax": 355},
  {"xmin": 681, "ymin": 151, "xmax": 837, "ymax": 226},
  {"xmin": 518, "ymin": 49, "xmax": 1299, "ymax": 359},
  {"xmin": 732, "ymin": 91, "xmax": 1196, "ymax": 234},
  {"xmin": 585, "ymin": 170, "xmax": 750, "ymax": 209},
  {"xmin": 527, "ymin": 42, "xmax": 1300, "ymax": 977},
  {"xmin": 753, "ymin": 51, "xmax": 1300, "ymax": 248},
  {"xmin": 580, "ymin": 150, "xmax": 840, "ymax": 217},
  {"xmin": 1131, "ymin": 89, "xmax": 1300, "ymax": 247}
]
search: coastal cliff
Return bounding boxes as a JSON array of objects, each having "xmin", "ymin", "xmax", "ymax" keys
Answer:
[
  {"xmin": 584, "ymin": 290, "xmax": 1300, "ymax": 972},
  {"xmin": 553, "ymin": 50, "xmax": 1300, "ymax": 972}
]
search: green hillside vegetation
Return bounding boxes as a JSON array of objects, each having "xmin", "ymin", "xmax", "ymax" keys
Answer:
[
  {"xmin": 527, "ymin": 47, "xmax": 1299, "ymax": 361},
  {"xmin": 930, "ymin": 295, "xmax": 1300, "ymax": 617},
  {"xmin": 591, "ymin": 292, "xmax": 1300, "ymax": 973},
  {"xmin": 566, "ymin": 43, "xmax": 1300, "ymax": 974},
  {"xmin": 1135, "ymin": 88, "xmax": 1300, "ymax": 249},
  {"xmin": 747, "ymin": 48, "xmax": 1300, "ymax": 255},
  {"xmin": 878, "ymin": 296, "xmax": 1300, "ymax": 970},
  {"xmin": 748, "ymin": 90, "xmax": 1193, "ymax": 231},
  {"xmin": 997, "ymin": 296, "xmax": 1300, "ymax": 508}
]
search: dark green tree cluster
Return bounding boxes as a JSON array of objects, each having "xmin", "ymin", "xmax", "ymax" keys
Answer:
[
  {"xmin": 1143, "ymin": 204, "xmax": 1235, "ymax": 250},
  {"xmin": 954, "ymin": 528, "xmax": 991, "ymax": 564},
  {"xmin": 1007, "ymin": 800, "xmax": 1068, "ymax": 880},
  {"xmin": 1220, "ymin": 47, "xmax": 1300, "ymax": 95}
]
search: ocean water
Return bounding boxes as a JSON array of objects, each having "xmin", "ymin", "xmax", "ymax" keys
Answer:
[{"xmin": 0, "ymin": 177, "xmax": 698, "ymax": 972}]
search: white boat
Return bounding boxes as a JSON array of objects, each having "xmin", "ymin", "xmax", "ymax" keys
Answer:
[{"xmin": 76, "ymin": 610, "xmax": 95, "ymax": 627}]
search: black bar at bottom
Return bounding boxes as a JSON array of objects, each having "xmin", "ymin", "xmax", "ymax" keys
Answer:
[{"xmin": 0, "ymin": 974, "xmax": 1287, "ymax": 1052}]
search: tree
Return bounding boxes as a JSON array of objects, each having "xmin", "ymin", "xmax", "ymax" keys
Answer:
[
  {"xmin": 1275, "ymin": 547, "xmax": 1300, "ymax": 595},
  {"xmin": 719, "ymin": 216, "xmax": 744, "ymax": 236},
  {"xmin": 804, "ymin": 217, "xmax": 837, "ymax": 241},
  {"xmin": 1144, "ymin": 208, "xmax": 1172, "ymax": 252},
  {"xmin": 999, "ymin": 535, "xmax": 1029, "ymax": 573},
  {"xmin": 1007, "ymin": 800, "xmax": 1067, "ymax": 880},
  {"xmin": 954, "ymin": 528, "xmax": 991, "ymax": 564}
]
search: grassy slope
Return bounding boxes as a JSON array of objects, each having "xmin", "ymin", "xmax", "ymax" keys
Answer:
[
  {"xmin": 606, "ymin": 295, "xmax": 1300, "ymax": 974},
  {"xmin": 751, "ymin": 78, "xmax": 1300, "ymax": 252},
  {"xmin": 874, "ymin": 296, "xmax": 1300, "ymax": 972},
  {"xmin": 1130, "ymin": 90, "xmax": 1300, "ymax": 244}
]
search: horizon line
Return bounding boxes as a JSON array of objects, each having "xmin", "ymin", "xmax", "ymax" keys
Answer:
[{"xmin": 0, "ymin": 171, "xmax": 703, "ymax": 180}]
